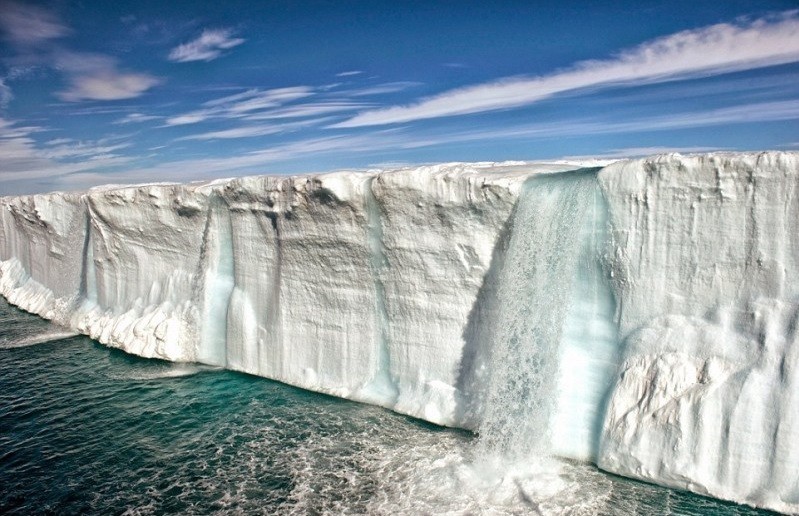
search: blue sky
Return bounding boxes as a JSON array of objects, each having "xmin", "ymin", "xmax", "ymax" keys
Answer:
[{"xmin": 0, "ymin": 0, "xmax": 798, "ymax": 194}]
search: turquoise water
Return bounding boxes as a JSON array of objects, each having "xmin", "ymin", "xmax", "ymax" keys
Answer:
[{"xmin": 0, "ymin": 298, "xmax": 777, "ymax": 515}]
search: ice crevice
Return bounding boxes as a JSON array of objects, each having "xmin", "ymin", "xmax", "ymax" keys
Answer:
[
  {"xmin": 195, "ymin": 193, "xmax": 235, "ymax": 367},
  {"xmin": 1, "ymin": 153, "xmax": 798, "ymax": 514},
  {"xmin": 357, "ymin": 175, "xmax": 399, "ymax": 405}
]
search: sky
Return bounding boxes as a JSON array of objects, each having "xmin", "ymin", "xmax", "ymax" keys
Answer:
[{"xmin": 0, "ymin": 0, "xmax": 798, "ymax": 194}]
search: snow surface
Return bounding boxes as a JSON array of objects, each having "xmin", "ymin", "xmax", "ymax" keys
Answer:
[{"xmin": 1, "ymin": 153, "xmax": 797, "ymax": 513}]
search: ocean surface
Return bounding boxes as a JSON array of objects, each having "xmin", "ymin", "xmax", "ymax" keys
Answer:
[{"xmin": 0, "ymin": 297, "xmax": 776, "ymax": 515}]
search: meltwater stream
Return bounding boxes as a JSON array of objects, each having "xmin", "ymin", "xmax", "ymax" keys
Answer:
[{"xmin": 0, "ymin": 301, "xmax": 777, "ymax": 514}]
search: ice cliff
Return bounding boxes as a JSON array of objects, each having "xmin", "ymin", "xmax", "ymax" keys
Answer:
[{"xmin": 1, "ymin": 152, "xmax": 797, "ymax": 513}]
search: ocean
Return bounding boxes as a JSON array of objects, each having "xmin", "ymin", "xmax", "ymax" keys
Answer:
[{"xmin": 0, "ymin": 297, "xmax": 775, "ymax": 515}]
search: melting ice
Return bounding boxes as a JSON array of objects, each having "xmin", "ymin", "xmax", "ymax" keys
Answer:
[{"xmin": 1, "ymin": 152, "xmax": 798, "ymax": 513}]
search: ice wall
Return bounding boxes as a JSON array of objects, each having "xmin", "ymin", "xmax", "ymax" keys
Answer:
[
  {"xmin": 1, "ymin": 152, "xmax": 797, "ymax": 513},
  {"xmin": 0, "ymin": 162, "xmax": 613, "ymax": 444},
  {"xmin": 597, "ymin": 153, "xmax": 799, "ymax": 513}
]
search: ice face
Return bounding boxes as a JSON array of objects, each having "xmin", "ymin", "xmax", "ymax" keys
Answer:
[
  {"xmin": 597, "ymin": 153, "xmax": 799, "ymax": 513},
  {"xmin": 0, "ymin": 153, "xmax": 797, "ymax": 513}
]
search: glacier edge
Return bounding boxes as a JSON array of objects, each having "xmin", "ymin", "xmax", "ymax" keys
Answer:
[{"xmin": 1, "ymin": 153, "xmax": 798, "ymax": 514}]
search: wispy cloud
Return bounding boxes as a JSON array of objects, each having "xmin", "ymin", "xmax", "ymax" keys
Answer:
[
  {"xmin": 163, "ymin": 86, "xmax": 365, "ymax": 140},
  {"xmin": 0, "ymin": 3, "xmax": 158, "ymax": 104},
  {"xmin": 336, "ymin": 70, "xmax": 363, "ymax": 77},
  {"xmin": 33, "ymin": 94, "xmax": 799, "ymax": 192},
  {"xmin": 55, "ymin": 52, "xmax": 160, "ymax": 101},
  {"xmin": 163, "ymin": 86, "xmax": 316, "ymax": 126},
  {"xmin": 335, "ymin": 11, "xmax": 799, "ymax": 127},
  {"xmin": 204, "ymin": 87, "xmax": 313, "ymax": 107},
  {"xmin": 383, "ymin": 99, "xmax": 799, "ymax": 150},
  {"xmin": 0, "ymin": 117, "xmax": 131, "ymax": 188},
  {"xmin": 38, "ymin": 139, "xmax": 130, "ymax": 160},
  {"xmin": 176, "ymin": 125, "xmax": 283, "ymax": 141},
  {"xmin": 176, "ymin": 118, "xmax": 330, "ymax": 141},
  {"xmin": 175, "ymin": 125, "xmax": 289, "ymax": 141},
  {"xmin": 113, "ymin": 113, "xmax": 162, "ymax": 124},
  {"xmin": 162, "ymin": 85, "xmax": 378, "ymax": 128},
  {"xmin": 77, "ymin": 132, "xmax": 389, "ymax": 186},
  {"xmin": 0, "ymin": 1, "xmax": 69, "ymax": 47},
  {"xmin": 343, "ymin": 81, "xmax": 422, "ymax": 97},
  {"xmin": 244, "ymin": 102, "xmax": 373, "ymax": 120},
  {"xmin": 168, "ymin": 28, "xmax": 245, "ymax": 62}
]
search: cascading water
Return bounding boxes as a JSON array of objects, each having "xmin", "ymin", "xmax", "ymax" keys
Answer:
[
  {"xmin": 196, "ymin": 196, "xmax": 235, "ymax": 366},
  {"xmin": 477, "ymin": 169, "xmax": 602, "ymax": 461}
]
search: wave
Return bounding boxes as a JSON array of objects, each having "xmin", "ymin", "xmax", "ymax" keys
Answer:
[
  {"xmin": 109, "ymin": 364, "xmax": 223, "ymax": 381},
  {"xmin": 0, "ymin": 330, "xmax": 80, "ymax": 349}
]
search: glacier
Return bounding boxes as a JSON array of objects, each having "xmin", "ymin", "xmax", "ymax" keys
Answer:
[{"xmin": 0, "ymin": 152, "xmax": 797, "ymax": 513}]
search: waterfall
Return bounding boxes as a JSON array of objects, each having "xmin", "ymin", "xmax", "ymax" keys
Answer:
[
  {"xmin": 477, "ymin": 169, "xmax": 602, "ymax": 461},
  {"xmin": 196, "ymin": 196, "xmax": 235, "ymax": 366}
]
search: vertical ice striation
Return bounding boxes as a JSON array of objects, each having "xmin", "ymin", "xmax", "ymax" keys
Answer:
[
  {"xmin": 476, "ymin": 170, "xmax": 604, "ymax": 460},
  {"xmin": 357, "ymin": 176, "xmax": 399, "ymax": 404},
  {"xmin": 78, "ymin": 211, "xmax": 95, "ymax": 303},
  {"xmin": 195, "ymin": 194, "xmax": 235, "ymax": 366}
]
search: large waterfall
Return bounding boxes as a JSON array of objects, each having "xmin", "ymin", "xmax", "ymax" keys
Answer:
[{"xmin": 477, "ymin": 169, "xmax": 606, "ymax": 461}]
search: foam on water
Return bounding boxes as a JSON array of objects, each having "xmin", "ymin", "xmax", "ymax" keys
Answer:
[
  {"xmin": 108, "ymin": 363, "xmax": 220, "ymax": 381},
  {"xmin": 0, "ymin": 329, "xmax": 79, "ymax": 349},
  {"xmin": 0, "ymin": 298, "xmax": 79, "ymax": 349}
]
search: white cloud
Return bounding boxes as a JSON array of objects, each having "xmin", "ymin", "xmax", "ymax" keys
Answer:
[
  {"xmin": 168, "ymin": 29, "xmax": 245, "ymax": 62},
  {"xmin": 59, "ymin": 72, "xmax": 160, "ymax": 101},
  {"xmin": 176, "ymin": 118, "xmax": 331, "ymax": 141},
  {"xmin": 0, "ymin": 117, "xmax": 132, "ymax": 188},
  {"xmin": 38, "ymin": 140, "xmax": 130, "ymax": 160},
  {"xmin": 244, "ymin": 102, "xmax": 373, "ymax": 120},
  {"xmin": 344, "ymin": 82, "xmax": 422, "ymax": 97},
  {"xmin": 113, "ymin": 113, "xmax": 162, "ymax": 124},
  {"xmin": 0, "ymin": 2, "xmax": 69, "ymax": 46},
  {"xmin": 164, "ymin": 87, "xmax": 316, "ymax": 126},
  {"xmin": 176, "ymin": 125, "xmax": 285, "ymax": 141},
  {"xmin": 45, "ymin": 138, "xmax": 74, "ymax": 146},
  {"xmin": 11, "ymin": 93, "xmax": 799, "ymax": 193},
  {"xmin": 164, "ymin": 111, "xmax": 212, "ymax": 126},
  {"xmin": 0, "ymin": 118, "xmax": 45, "ymax": 139},
  {"xmin": 203, "ymin": 87, "xmax": 313, "ymax": 107},
  {"xmin": 393, "ymin": 99, "xmax": 799, "ymax": 152},
  {"xmin": 336, "ymin": 70, "xmax": 363, "ymax": 77},
  {"xmin": 335, "ymin": 11, "xmax": 799, "ymax": 127},
  {"xmin": 55, "ymin": 52, "xmax": 160, "ymax": 101}
]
